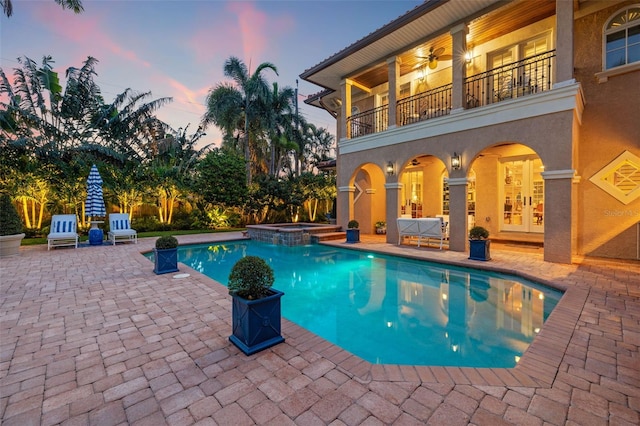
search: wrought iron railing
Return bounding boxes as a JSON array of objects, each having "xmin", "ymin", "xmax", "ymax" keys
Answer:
[
  {"xmin": 345, "ymin": 50, "xmax": 556, "ymax": 138},
  {"xmin": 397, "ymin": 84, "xmax": 452, "ymax": 127},
  {"xmin": 465, "ymin": 50, "xmax": 556, "ymax": 108},
  {"xmin": 347, "ymin": 104, "xmax": 388, "ymax": 138}
]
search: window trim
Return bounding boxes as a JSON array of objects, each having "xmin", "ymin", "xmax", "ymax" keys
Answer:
[
  {"xmin": 602, "ymin": 4, "xmax": 640, "ymax": 71},
  {"xmin": 595, "ymin": 61, "xmax": 640, "ymax": 83}
]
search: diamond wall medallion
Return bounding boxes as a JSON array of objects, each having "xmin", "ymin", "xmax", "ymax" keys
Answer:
[{"xmin": 589, "ymin": 150, "xmax": 640, "ymax": 205}]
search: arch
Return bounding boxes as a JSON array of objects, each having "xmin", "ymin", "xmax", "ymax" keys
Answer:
[
  {"xmin": 469, "ymin": 142, "xmax": 545, "ymax": 239},
  {"xmin": 347, "ymin": 162, "xmax": 387, "ymax": 234},
  {"xmin": 398, "ymin": 154, "xmax": 449, "ymax": 218}
]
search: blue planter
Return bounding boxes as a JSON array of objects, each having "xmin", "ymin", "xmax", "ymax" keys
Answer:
[
  {"xmin": 88, "ymin": 228, "xmax": 103, "ymax": 245},
  {"xmin": 230, "ymin": 289, "xmax": 285, "ymax": 355},
  {"xmin": 346, "ymin": 229, "xmax": 360, "ymax": 243},
  {"xmin": 469, "ymin": 239, "xmax": 491, "ymax": 261},
  {"xmin": 153, "ymin": 248, "xmax": 179, "ymax": 274}
]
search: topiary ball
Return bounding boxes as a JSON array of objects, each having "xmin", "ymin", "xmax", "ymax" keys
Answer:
[
  {"xmin": 228, "ymin": 256, "xmax": 274, "ymax": 300},
  {"xmin": 155, "ymin": 235, "xmax": 178, "ymax": 249}
]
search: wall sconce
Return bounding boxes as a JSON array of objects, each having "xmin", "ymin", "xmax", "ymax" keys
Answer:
[
  {"xmin": 451, "ymin": 153, "xmax": 461, "ymax": 170},
  {"xmin": 386, "ymin": 161, "xmax": 395, "ymax": 176},
  {"xmin": 464, "ymin": 49, "xmax": 473, "ymax": 64}
]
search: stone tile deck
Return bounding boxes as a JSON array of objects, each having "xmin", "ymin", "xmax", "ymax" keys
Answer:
[{"xmin": 1, "ymin": 232, "xmax": 638, "ymax": 425}]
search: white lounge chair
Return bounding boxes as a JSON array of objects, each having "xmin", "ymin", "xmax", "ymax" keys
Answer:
[
  {"xmin": 48, "ymin": 214, "xmax": 79, "ymax": 250},
  {"xmin": 107, "ymin": 213, "xmax": 137, "ymax": 245}
]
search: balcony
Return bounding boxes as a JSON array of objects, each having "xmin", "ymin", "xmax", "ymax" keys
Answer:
[{"xmin": 346, "ymin": 50, "xmax": 556, "ymax": 139}]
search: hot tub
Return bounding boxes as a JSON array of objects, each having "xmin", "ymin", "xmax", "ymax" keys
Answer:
[{"xmin": 246, "ymin": 223, "xmax": 342, "ymax": 246}]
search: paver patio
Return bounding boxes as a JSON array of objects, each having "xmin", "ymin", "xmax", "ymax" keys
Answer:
[{"xmin": 1, "ymin": 232, "xmax": 638, "ymax": 425}]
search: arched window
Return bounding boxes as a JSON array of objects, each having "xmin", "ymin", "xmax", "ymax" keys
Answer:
[{"xmin": 604, "ymin": 5, "xmax": 640, "ymax": 69}]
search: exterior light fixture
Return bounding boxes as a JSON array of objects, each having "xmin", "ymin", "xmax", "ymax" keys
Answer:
[
  {"xmin": 465, "ymin": 50, "xmax": 473, "ymax": 64},
  {"xmin": 386, "ymin": 161, "xmax": 395, "ymax": 176},
  {"xmin": 451, "ymin": 153, "xmax": 461, "ymax": 170}
]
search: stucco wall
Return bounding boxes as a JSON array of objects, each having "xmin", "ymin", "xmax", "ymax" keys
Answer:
[{"xmin": 574, "ymin": 1, "xmax": 640, "ymax": 259}]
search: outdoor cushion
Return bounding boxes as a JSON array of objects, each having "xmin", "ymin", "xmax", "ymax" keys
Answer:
[
  {"xmin": 47, "ymin": 214, "xmax": 79, "ymax": 250},
  {"xmin": 108, "ymin": 214, "xmax": 137, "ymax": 245}
]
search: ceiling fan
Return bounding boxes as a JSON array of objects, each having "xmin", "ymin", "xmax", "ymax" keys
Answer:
[{"xmin": 418, "ymin": 47, "xmax": 453, "ymax": 69}]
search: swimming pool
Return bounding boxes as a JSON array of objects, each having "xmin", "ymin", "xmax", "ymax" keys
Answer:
[{"xmin": 171, "ymin": 240, "xmax": 562, "ymax": 368}]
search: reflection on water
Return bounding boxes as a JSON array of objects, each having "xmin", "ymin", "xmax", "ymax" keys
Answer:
[{"xmin": 175, "ymin": 241, "xmax": 562, "ymax": 368}]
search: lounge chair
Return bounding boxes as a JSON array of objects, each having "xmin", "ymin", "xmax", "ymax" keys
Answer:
[
  {"xmin": 47, "ymin": 214, "xmax": 79, "ymax": 250},
  {"xmin": 107, "ymin": 213, "xmax": 137, "ymax": 245}
]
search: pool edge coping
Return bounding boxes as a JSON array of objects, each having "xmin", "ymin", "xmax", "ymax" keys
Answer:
[{"xmin": 150, "ymin": 237, "xmax": 581, "ymax": 388}]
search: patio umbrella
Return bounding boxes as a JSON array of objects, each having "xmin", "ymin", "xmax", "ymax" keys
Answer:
[
  {"xmin": 85, "ymin": 164, "xmax": 106, "ymax": 245},
  {"xmin": 85, "ymin": 164, "xmax": 106, "ymax": 218}
]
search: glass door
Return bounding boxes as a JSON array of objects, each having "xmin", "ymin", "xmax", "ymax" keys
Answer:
[
  {"xmin": 501, "ymin": 156, "xmax": 544, "ymax": 233},
  {"xmin": 401, "ymin": 169, "xmax": 423, "ymax": 218}
]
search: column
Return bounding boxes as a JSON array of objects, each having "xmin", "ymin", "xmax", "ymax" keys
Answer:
[
  {"xmin": 541, "ymin": 169, "xmax": 575, "ymax": 264},
  {"xmin": 387, "ymin": 56, "xmax": 400, "ymax": 127},
  {"xmin": 447, "ymin": 177, "xmax": 469, "ymax": 252},
  {"xmin": 554, "ymin": 0, "xmax": 575, "ymax": 86},
  {"xmin": 340, "ymin": 80, "xmax": 352, "ymax": 139},
  {"xmin": 337, "ymin": 186, "xmax": 355, "ymax": 232},
  {"xmin": 450, "ymin": 23, "xmax": 468, "ymax": 112},
  {"xmin": 385, "ymin": 182, "xmax": 402, "ymax": 244}
]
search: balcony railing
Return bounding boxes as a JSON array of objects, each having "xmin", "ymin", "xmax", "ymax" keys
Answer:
[
  {"xmin": 465, "ymin": 50, "xmax": 556, "ymax": 108},
  {"xmin": 346, "ymin": 49, "xmax": 556, "ymax": 139},
  {"xmin": 347, "ymin": 104, "xmax": 388, "ymax": 138},
  {"xmin": 397, "ymin": 84, "xmax": 453, "ymax": 126}
]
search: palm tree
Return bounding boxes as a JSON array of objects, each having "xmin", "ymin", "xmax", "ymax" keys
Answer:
[
  {"xmin": 2, "ymin": 0, "xmax": 83, "ymax": 18},
  {"xmin": 260, "ymin": 82, "xmax": 297, "ymax": 177},
  {"xmin": 201, "ymin": 56, "xmax": 278, "ymax": 185},
  {"xmin": 1, "ymin": 55, "xmax": 175, "ymax": 225}
]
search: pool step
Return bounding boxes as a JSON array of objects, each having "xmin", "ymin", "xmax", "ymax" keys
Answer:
[{"xmin": 311, "ymin": 232, "xmax": 346, "ymax": 243}]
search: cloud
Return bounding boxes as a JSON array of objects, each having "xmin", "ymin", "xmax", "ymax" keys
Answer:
[
  {"xmin": 187, "ymin": 1, "xmax": 295, "ymax": 75},
  {"xmin": 227, "ymin": 1, "xmax": 295, "ymax": 68},
  {"xmin": 31, "ymin": 3, "xmax": 150, "ymax": 70}
]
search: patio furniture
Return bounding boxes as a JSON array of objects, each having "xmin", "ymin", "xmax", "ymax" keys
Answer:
[
  {"xmin": 397, "ymin": 217, "xmax": 447, "ymax": 249},
  {"xmin": 107, "ymin": 213, "xmax": 137, "ymax": 245},
  {"xmin": 47, "ymin": 214, "xmax": 78, "ymax": 250}
]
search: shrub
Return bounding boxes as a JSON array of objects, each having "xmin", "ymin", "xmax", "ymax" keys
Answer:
[
  {"xmin": 347, "ymin": 220, "xmax": 359, "ymax": 229},
  {"xmin": 0, "ymin": 194, "xmax": 23, "ymax": 236},
  {"xmin": 469, "ymin": 226, "xmax": 489, "ymax": 240},
  {"xmin": 228, "ymin": 256, "xmax": 274, "ymax": 300},
  {"xmin": 155, "ymin": 235, "xmax": 178, "ymax": 249}
]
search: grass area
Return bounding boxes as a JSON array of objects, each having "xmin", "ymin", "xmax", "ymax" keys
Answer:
[{"xmin": 21, "ymin": 228, "xmax": 246, "ymax": 246}]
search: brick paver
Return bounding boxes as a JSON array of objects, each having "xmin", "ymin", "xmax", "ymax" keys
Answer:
[{"xmin": 1, "ymin": 232, "xmax": 639, "ymax": 424}]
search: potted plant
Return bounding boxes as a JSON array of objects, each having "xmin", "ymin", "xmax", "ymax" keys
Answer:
[
  {"xmin": 468, "ymin": 226, "xmax": 491, "ymax": 261},
  {"xmin": 375, "ymin": 220, "xmax": 386, "ymax": 234},
  {"xmin": 153, "ymin": 235, "xmax": 179, "ymax": 274},
  {"xmin": 228, "ymin": 256, "xmax": 285, "ymax": 355},
  {"xmin": 0, "ymin": 193, "xmax": 25, "ymax": 257},
  {"xmin": 346, "ymin": 219, "xmax": 360, "ymax": 243}
]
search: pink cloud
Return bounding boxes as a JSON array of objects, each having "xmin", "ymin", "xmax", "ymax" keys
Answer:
[
  {"xmin": 166, "ymin": 77, "xmax": 208, "ymax": 110},
  {"xmin": 187, "ymin": 1, "xmax": 294, "ymax": 75},
  {"xmin": 31, "ymin": 4, "xmax": 150, "ymax": 70}
]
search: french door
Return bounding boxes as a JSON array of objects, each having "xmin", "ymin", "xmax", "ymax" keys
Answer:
[{"xmin": 500, "ymin": 156, "xmax": 544, "ymax": 233}]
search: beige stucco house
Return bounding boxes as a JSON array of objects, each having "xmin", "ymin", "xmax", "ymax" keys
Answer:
[{"xmin": 300, "ymin": 0, "xmax": 640, "ymax": 263}]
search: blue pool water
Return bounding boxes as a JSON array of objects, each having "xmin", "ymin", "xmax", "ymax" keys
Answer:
[{"xmin": 168, "ymin": 241, "xmax": 562, "ymax": 368}]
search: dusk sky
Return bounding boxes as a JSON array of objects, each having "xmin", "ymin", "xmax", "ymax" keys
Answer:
[{"xmin": 1, "ymin": 0, "xmax": 423, "ymax": 149}]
